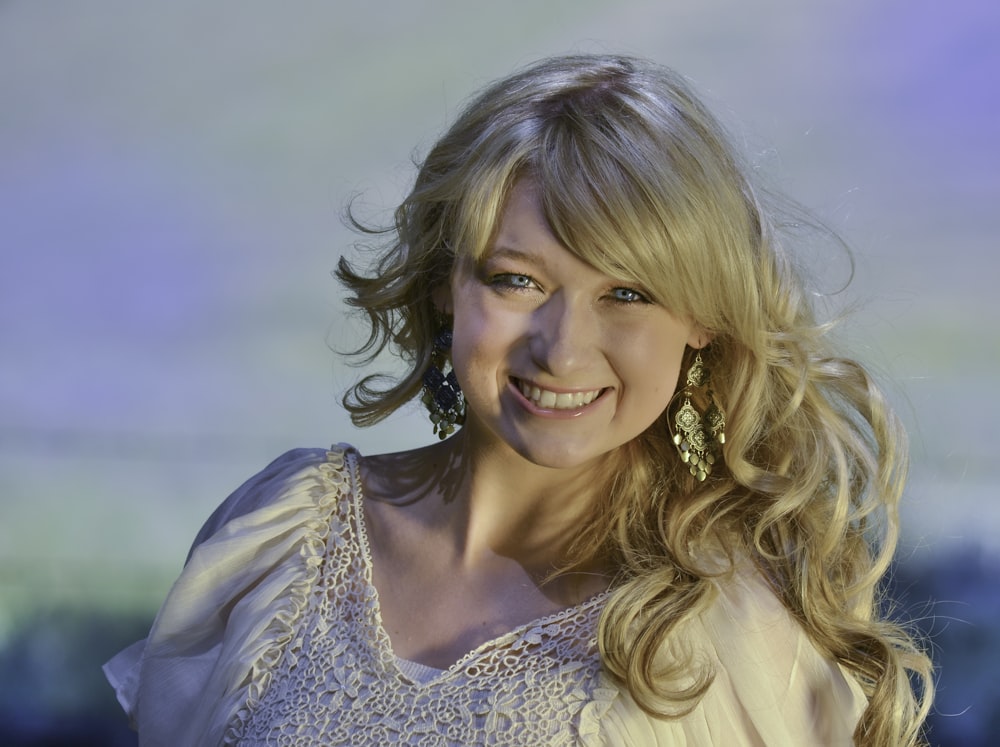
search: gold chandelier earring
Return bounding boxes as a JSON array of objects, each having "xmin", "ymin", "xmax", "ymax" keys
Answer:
[{"xmin": 669, "ymin": 351, "xmax": 726, "ymax": 481}]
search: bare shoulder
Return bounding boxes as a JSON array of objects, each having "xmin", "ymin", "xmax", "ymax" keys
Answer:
[
  {"xmin": 354, "ymin": 442, "xmax": 454, "ymax": 556},
  {"xmin": 357, "ymin": 440, "xmax": 461, "ymax": 507}
]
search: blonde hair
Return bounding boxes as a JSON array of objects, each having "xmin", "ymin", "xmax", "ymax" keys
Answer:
[{"xmin": 337, "ymin": 54, "xmax": 932, "ymax": 746}]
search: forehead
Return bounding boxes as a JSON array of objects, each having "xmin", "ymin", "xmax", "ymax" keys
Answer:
[
  {"xmin": 481, "ymin": 179, "xmax": 638, "ymax": 279},
  {"xmin": 465, "ymin": 183, "xmax": 638, "ymax": 295},
  {"xmin": 493, "ymin": 180, "xmax": 548, "ymax": 245}
]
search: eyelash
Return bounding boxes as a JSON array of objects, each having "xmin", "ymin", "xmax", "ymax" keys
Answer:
[
  {"xmin": 609, "ymin": 287, "xmax": 651, "ymax": 304},
  {"xmin": 488, "ymin": 273, "xmax": 651, "ymax": 305},
  {"xmin": 489, "ymin": 273, "xmax": 536, "ymax": 290}
]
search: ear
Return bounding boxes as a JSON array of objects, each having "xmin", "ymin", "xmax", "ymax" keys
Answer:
[
  {"xmin": 686, "ymin": 326, "xmax": 714, "ymax": 350},
  {"xmin": 431, "ymin": 281, "xmax": 453, "ymax": 316}
]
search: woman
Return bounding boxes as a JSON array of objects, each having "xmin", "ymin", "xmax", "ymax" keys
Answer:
[{"xmin": 106, "ymin": 54, "xmax": 932, "ymax": 745}]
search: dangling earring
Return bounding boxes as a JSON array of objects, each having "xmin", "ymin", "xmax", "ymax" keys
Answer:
[
  {"xmin": 669, "ymin": 351, "xmax": 726, "ymax": 481},
  {"xmin": 421, "ymin": 324, "xmax": 466, "ymax": 439}
]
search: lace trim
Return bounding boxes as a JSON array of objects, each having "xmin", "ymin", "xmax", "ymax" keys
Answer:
[
  {"xmin": 345, "ymin": 449, "xmax": 613, "ymax": 682},
  {"xmin": 396, "ymin": 656, "xmax": 446, "ymax": 685},
  {"xmin": 234, "ymin": 445, "xmax": 621, "ymax": 745},
  {"xmin": 223, "ymin": 446, "xmax": 352, "ymax": 745}
]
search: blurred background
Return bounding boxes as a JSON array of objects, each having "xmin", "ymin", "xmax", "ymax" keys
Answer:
[{"xmin": 1, "ymin": 1, "xmax": 997, "ymax": 744}]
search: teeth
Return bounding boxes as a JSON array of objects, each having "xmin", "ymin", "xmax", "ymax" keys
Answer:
[{"xmin": 517, "ymin": 380, "xmax": 601, "ymax": 410}]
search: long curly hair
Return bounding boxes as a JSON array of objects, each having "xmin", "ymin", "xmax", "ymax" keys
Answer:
[{"xmin": 336, "ymin": 54, "xmax": 932, "ymax": 746}]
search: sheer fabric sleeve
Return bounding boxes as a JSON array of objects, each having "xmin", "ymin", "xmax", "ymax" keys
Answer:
[
  {"xmin": 597, "ymin": 566, "xmax": 867, "ymax": 746},
  {"xmin": 102, "ymin": 446, "xmax": 345, "ymax": 747}
]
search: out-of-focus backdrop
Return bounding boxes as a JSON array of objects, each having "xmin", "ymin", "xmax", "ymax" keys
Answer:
[{"xmin": 1, "ymin": 1, "xmax": 997, "ymax": 744}]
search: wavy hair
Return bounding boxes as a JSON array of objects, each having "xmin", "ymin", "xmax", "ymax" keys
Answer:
[{"xmin": 336, "ymin": 54, "xmax": 932, "ymax": 746}]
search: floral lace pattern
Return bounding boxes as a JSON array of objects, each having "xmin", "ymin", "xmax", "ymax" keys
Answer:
[{"xmin": 234, "ymin": 447, "xmax": 617, "ymax": 746}]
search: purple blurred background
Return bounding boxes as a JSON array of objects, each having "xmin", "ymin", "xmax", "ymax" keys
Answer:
[{"xmin": 1, "ymin": 1, "xmax": 997, "ymax": 743}]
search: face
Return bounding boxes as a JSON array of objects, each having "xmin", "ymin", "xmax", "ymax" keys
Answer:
[{"xmin": 443, "ymin": 180, "xmax": 705, "ymax": 471}]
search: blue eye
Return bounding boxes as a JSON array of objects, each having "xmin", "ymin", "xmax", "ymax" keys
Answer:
[
  {"xmin": 492, "ymin": 273, "xmax": 535, "ymax": 289},
  {"xmin": 610, "ymin": 287, "xmax": 649, "ymax": 304}
]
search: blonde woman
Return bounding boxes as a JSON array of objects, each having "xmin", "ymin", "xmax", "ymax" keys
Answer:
[{"xmin": 106, "ymin": 54, "xmax": 932, "ymax": 745}]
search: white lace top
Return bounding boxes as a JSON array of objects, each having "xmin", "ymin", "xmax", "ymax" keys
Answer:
[{"xmin": 105, "ymin": 445, "xmax": 867, "ymax": 746}]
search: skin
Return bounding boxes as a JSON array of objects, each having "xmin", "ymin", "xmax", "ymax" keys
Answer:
[{"xmin": 360, "ymin": 180, "xmax": 706, "ymax": 669}]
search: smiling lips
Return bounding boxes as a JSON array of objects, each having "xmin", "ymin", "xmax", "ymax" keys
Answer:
[{"xmin": 515, "ymin": 378, "xmax": 604, "ymax": 410}]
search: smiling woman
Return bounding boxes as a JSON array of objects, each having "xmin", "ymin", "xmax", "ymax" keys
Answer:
[
  {"xmin": 446, "ymin": 180, "xmax": 703, "ymax": 472},
  {"xmin": 105, "ymin": 54, "xmax": 933, "ymax": 746}
]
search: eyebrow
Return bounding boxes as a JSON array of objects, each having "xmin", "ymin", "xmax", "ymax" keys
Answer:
[
  {"xmin": 482, "ymin": 245, "xmax": 548, "ymax": 269},
  {"xmin": 485, "ymin": 244, "xmax": 639, "ymax": 288}
]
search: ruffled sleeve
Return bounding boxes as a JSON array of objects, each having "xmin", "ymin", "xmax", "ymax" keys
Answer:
[
  {"xmin": 597, "ymin": 565, "xmax": 867, "ymax": 746},
  {"xmin": 103, "ymin": 446, "xmax": 351, "ymax": 747}
]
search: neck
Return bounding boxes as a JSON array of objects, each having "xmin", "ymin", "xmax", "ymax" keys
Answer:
[
  {"xmin": 364, "ymin": 431, "xmax": 614, "ymax": 582},
  {"xmin": 455, "ymin": 432, "xmax": 611, "ymax": 572}
]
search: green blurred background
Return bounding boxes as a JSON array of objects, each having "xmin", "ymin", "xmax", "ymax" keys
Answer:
[{"xmin": 1, "ymin": 1, "xmax": 997, "ymax": 744}]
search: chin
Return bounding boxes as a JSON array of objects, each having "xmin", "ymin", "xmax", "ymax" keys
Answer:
[{"xmin": 507, "ymin": 438, "xmax": 610, "ymax": 473}]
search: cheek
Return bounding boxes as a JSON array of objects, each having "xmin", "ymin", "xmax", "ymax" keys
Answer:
[
  {"xmin": 648, "ymin": 359, "xmax": 684, "ymax": 416},
  {"xmin": 626, "ymin": 326, "xmax": 689, "ymax": 397},
  {"xmin": 447, "ymin": 284, "xmax": 482, "ymax": 359},
  {"xmin": 448, "ymin": 302, "xmax": 508, "ymax": 389},
  {"xmin": 448, "ymin": 319, "xmax": 478, "ymax": 385}
]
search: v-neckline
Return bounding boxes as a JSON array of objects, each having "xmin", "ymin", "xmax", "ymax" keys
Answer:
[{"xmin": 340, "ymin": 447, "xmax": 611, "ymax": 687}]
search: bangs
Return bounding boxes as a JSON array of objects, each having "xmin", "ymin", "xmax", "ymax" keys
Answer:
[
  {"xmin": 438, "ymin": 60, "xmax": 760, "ymax": 334},
  {"xmin": 530, "ymin": 113, "xmax": 702, "ymax": 317},
  {"xmin": 450, "ymin": 117, "xmax": 703, "ymax": 317}
]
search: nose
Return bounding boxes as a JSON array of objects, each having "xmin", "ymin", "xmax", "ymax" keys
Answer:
[{"xmin": 528, "ymin": 291, "xmax": 599, "ymax": 376}]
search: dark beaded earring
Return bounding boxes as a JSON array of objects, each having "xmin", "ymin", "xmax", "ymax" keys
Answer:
[{"xmin": 421, "ymin": 327, "xmax": 466, "ymax": 439}]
